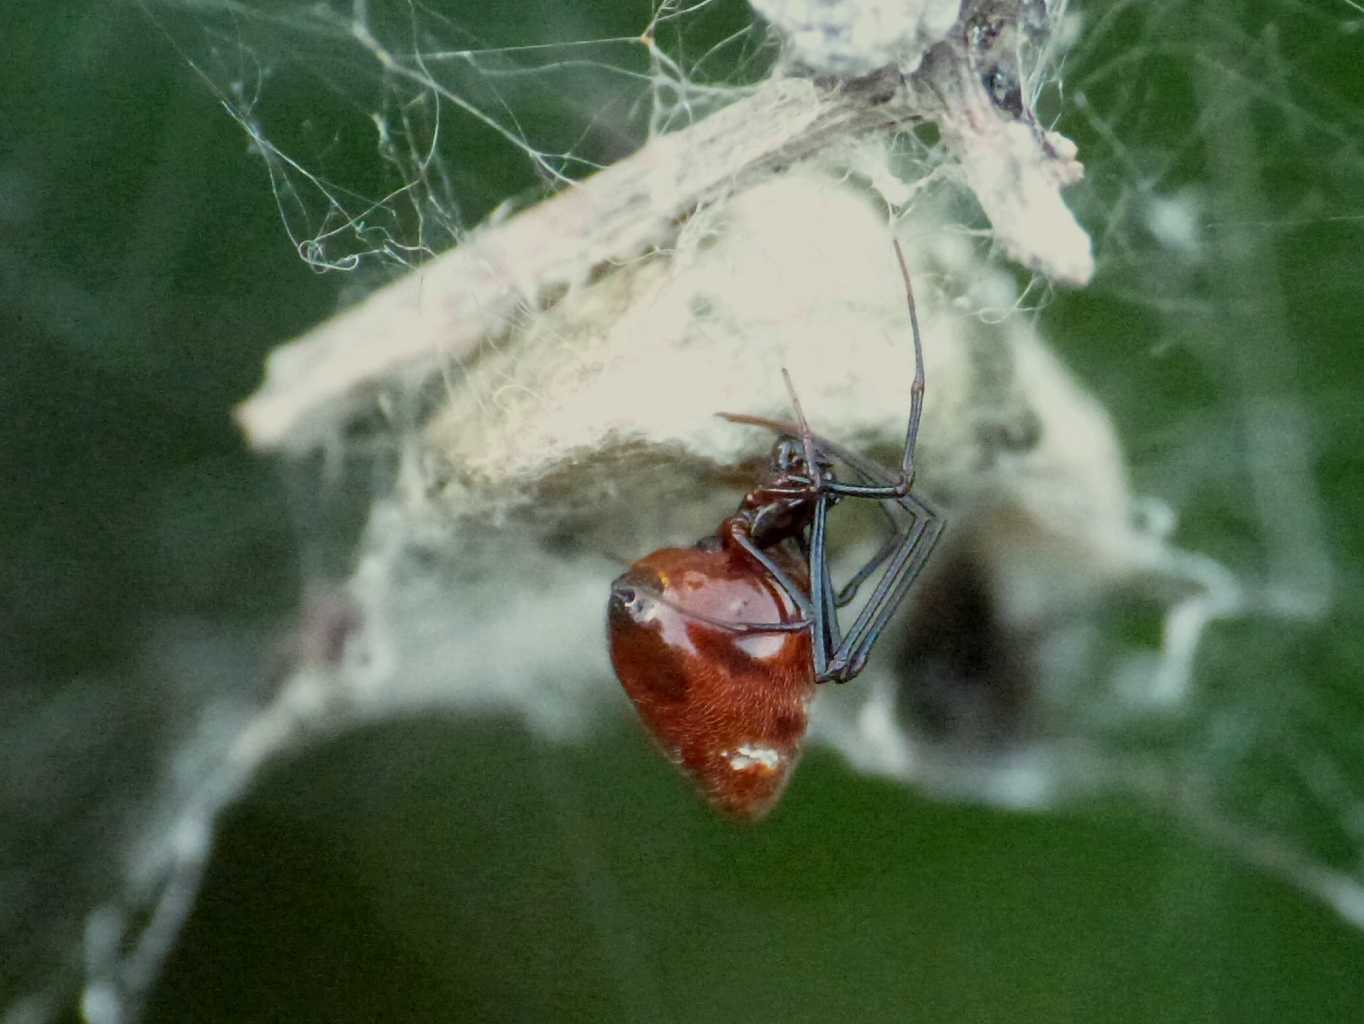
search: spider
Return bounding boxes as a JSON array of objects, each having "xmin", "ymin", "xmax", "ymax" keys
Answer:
[{"xmin": 607, "ymin": 241, "xmax": 943, "ymax": 818}]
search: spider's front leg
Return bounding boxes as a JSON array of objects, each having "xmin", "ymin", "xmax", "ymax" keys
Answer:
[{"xmin": 828, "ymin": 500, "xmax": 943, "ymax": 682}]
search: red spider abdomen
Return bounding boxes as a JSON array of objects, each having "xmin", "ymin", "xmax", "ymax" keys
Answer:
[{"xmin": 607, "ymin": 540, "xmax": 813, "ymax": 820}]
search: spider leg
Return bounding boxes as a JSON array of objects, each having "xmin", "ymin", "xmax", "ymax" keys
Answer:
[
  {"xmin": 892, "ymin": 239, "xmax": 925, "ymax": 485},
  {"xmin": 824, "ymin": 505, "xmax": 943, "ymax": 682},
  {"xmin": 820, "ymin": 454, "xmax": 908, "ymax": 606},
  {"xmin": 835, "ymin": 508, "xmax": 914, "ymax": 607},
  {"xmin": 807, "ymin": 493, "xmax": 843, "ymax": 679},
  {"xmin": 727, "ymin": 530, "xmax": 816, "ymax": 623},
  {"xmin": 808, "ymin": 430, "xmax": 939, "ymax": 525},
  {"xmin": 820, "ymin": 479, "xmax": 907, "ymax": 499},
  {"xmin": 781, "ymin": 368, "xmax": 824, "ymax": 491},
  {"xmin": 719, "ymin": 413, "xmax": 935, "ymax": 520},
  {"xmin": 637, "ymin": 589, "xmax": 812, "ymax": 634},
  {"xmin": 809, "ymin": 436, "xmax": 944, "ymax": 681}
]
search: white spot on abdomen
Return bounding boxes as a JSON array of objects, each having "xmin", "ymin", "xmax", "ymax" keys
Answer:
[{"xmin": 726, "ymin": 744, "xmax": 784, "ymax": 772}]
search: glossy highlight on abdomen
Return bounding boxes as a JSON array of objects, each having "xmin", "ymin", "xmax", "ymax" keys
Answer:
[{"xmin": 607, "ymin": 542, "xmax": 813, "ymax": 820}]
